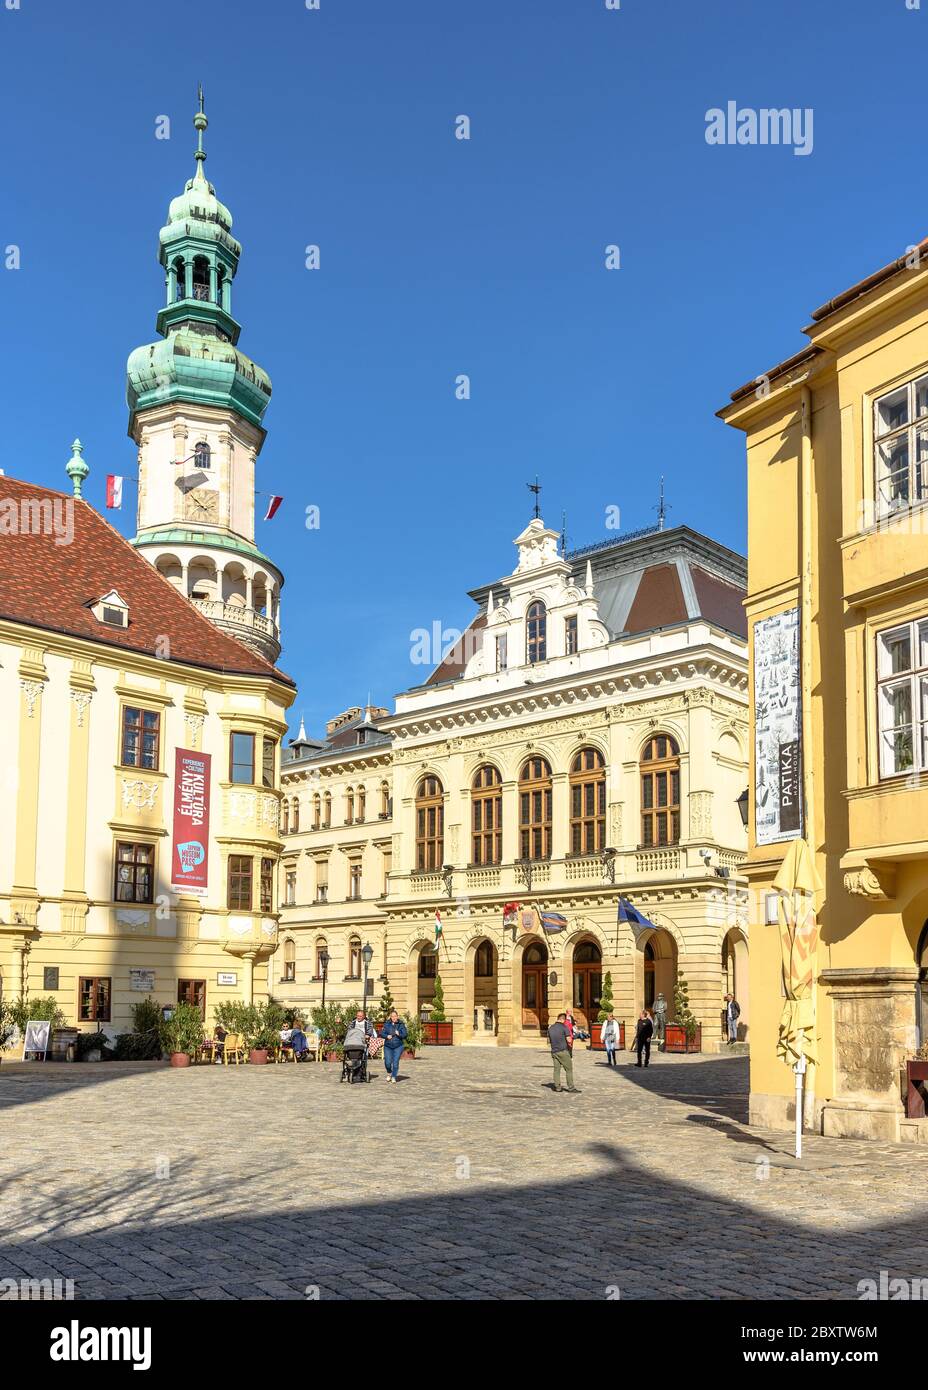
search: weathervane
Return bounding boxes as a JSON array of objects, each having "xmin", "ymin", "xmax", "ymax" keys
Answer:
[
  {"xmin": 527, "ymin": 476, "xmax": 542, "ymax": 520},
  {"xmin": 654, "ymin": 475, "xmax": 671, "ymax": 531}
]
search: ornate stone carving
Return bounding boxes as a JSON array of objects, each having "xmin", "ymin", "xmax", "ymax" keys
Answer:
[
  {"xmin": 183, "ymin": 711, "xmax": 205, "ymax": 742},
  {"xmin": 121, "ymin": 778, "xmax": 159, "ymax": 812},
  {"xmin": 843, "ymin": 866, "xmax": 895, "ymax": 901},
  {"xmin": 69, "ymin": 687, "xmax": 93, "ymax": 728},
  {"xmin": 689, "ymin": 790, "xmax": 713, "ymax": 839},
  {"xmin": 19, "ymin": 679, "xmax": 44, "ymax": 718},
  {"xmin": 610, "ymin": 802, "xmax": 623, "ymax": 844}
]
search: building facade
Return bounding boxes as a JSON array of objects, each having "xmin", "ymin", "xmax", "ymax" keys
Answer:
[
  {"xmin": 279, "ymin": 517, "xmax": 750, "ymax": 1046},
  {"xmin": 721, "ymin": 230, "xmax": 928, "ymax": 1142}
]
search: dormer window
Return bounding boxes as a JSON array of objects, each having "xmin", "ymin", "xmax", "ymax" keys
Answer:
[
  {"xmin": 526, "ymin": 601, "xmax": 547, "ymax": 664},
  {"xmin": 91, "ymin": 589, "xmax": 129, "ymax": 629},
  {"xmin": 565, "ymin": 614, "xmax": 578, "ymax": 655},
  {"xmin": 194, "ymin": 441, "xmax": 211, "ymax": 470}
]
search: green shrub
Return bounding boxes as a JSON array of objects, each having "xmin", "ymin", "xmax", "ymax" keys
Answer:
[
  {"xmin": 376, "ymin": 979, "xmax": 394, "ymax": 1022},
  {"xmin": 10, "ymin": 996, "xmax": 66, "ymax": 1032},
  {"xmin": 130, "ymin": 996, "xmax": 163, "ymax": 1034},
  {"xmin": 74, "ymin": 1031, "xmax": 110, "ymax": 1061},
  {"xmin": 159, "ymin": 1002, "xmax": 204, "ymax": 1057},
  {"xmin": 429, "ymin": 975, "xmax": 447, "ymax": 1023},
  {"xmin": 597, "ymin": 971, "xmax": 614, "ymax": 1023},
  {"xmin": 112, "ymin": 1029, "xmax": 162, "ymax": 1061},
  {"xmin": 0, "ymin": 1001, "xmax": 15, "ymax": 1050},
  {"xmin": 402, "ymin": 1013, "xmax": 422, "ymax": 1053},
  {"xmin": 310, "ymin": 1001, "xmax": 361, "ymax": 1045},
  {"xmin": 673, "ymin": 974, "xmax": 699, "ymax": 1043}
]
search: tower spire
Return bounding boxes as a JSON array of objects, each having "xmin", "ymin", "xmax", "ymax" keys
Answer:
[
  {"xmin": 65, "ymin": 439, "xmax": 89, "ymax": 498},
  {"xmin": 193, "ymin": 84, "xmax": 208, "ymax": 177}
]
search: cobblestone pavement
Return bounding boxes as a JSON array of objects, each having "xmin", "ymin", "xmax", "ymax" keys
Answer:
[{"xmin": 1, "ymin": 1046, "xmax": 926, "ymax": 1300}]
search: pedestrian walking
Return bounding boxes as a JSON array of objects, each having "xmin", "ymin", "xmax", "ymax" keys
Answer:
[
  {"xmin": 600, "ymin": 1012, "xmax": 621, "ymax": 1067},
  {"xmin": 634, "ymin": 1010, "xmax": 653, "ymax": 1068},
  {"xmin": 547, "ymin": 1012, "xmax": 581, "ymax": 1093},
  {"xmin": 381, "ymin": 1008, "xmax": 407, "ymax": 1084},
  {"xmin": 724, "ymin": 993, "xmax": 741, "ymax": 1044}
]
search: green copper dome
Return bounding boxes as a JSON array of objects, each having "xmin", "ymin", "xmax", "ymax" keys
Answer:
[{"xmin": 126, "ymin": 92, "xmax": 270, "ymax": 434}]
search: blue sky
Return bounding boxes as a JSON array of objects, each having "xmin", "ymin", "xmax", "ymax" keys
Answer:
[{"xmin": 2, "ymin": 0, "xmax": 925, "ymax": 735}]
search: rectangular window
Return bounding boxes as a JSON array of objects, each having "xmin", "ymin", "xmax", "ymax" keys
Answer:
[
  {"xmin": 227, "ymin": 855, "xmax": 253, "ymax": 911},
  {"xmin": 874, "ymin": 372, "xmax": 928, "ymax": 519},
  {"xmin": 349, "ymin": 862, "xmax": 362, "ymax": 900},
  {"xmin": 178, "ymin": 979, "xmax": 206, "ymax": 1016},
  {"xmin": 262, "ymin": 738, "xmax": 276, "ymax": 789},
  {"xmin": 121, "ymin": 706, "xmax": 160, "ymax": 770},
  {"xmin": 565, "ymin": 614, "xmax": 578, "ymax": 655},
  {"xmin": 230, "ymin": 732, "xmax": 255, "ymax": 785},
  {"xmin": 316, "ymin": 859, "xmax": 329, "ymax": 903},
  {"xmin": 79, "ymin": 977, "xmax": 111, "ymax": 1022},
  {"xmin": 496, "ymin": 634, "xmax": 508, "ymax": 672},
  {"xmin": 381, "ymin": 849, "xmax": 392, "ymax": 897},
  {"xmin": 260, "ymin": 857, "xmax": 275, "ymax": 912},
  {"xmin": 114, "ymin": 841, "xmax": 154, "ymax": 903},
  {"xmin": 285, "ymin": 869, "xmax": 296, "ymax": 906},
  {"xmin": 877, "ymin": 617, "xmax": 928, "ymax": 777}
]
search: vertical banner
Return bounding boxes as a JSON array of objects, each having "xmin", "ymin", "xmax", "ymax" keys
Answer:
[
  {"xmin": 754, "ymin": 607, "xmax": 803, "ymax": 845},
  {"xmin": 171, "ymin": 748, "xmax": 211, "ymax": 894}
]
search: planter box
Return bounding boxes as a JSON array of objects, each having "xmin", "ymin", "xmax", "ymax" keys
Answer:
[
  {"xmin": 906, "ymin": 1060, "xmax": 928, "ymax": 1119},
  {"xmin": 422, "ymin": 1021, "xmax": 453, "ymax": 1046},
  {"xmin": 663, "ymin": 1023, "xmax": 702, "ymax": 1054},
  {"xmin": 169, "ymin": 1052, "xmax": 191, "ymax": 1068},
  {"xmin": 590, "ymin": 1022, "xmax": 625, "ymax": 1051},
  {"xmin": 326, "ymin": 1051, "xmax": 341, "ymax": 1063}
]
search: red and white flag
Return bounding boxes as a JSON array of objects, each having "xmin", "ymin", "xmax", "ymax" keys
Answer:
[
  {"xmin": 263, "ymin": 495, "xmax": 283, "ymax": 521},
  {"xmin": 106, "ymin": 475, "xmax": 123, "ymax": 509}
]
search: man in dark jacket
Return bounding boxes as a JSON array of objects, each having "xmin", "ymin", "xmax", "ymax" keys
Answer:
[
  {"xmin": 547, "ymin": 1013, "xmax": 580, "ymax": 1093},
  {"xmin": 381, "ymin": 1009, "xmax": 407, "ymax": 1084},
  {"xmin": 724, "ymin": 993, "xmax": 741, "ymax": 1044},
  {"xmin": 634, "ymin": 1010, "xmax": 654, "ymax": 1067}
]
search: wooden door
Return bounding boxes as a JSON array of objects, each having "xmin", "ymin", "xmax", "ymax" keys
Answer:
[
  {"xmin": 522, "ymin": 966, "xmax": 549, "ymax": 1031},
  {"xmin": 572, "ymin": 966, "xmax": 602, "ymax": 1029}
]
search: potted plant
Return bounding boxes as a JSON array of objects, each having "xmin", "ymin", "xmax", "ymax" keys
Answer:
[
  {"xmin": 664, "ymin": 974, "xmax": 702, "ymax": 1053},
  {"xmin": 311, "ymin": 1000, "xmax": 362, "ymax": 1060},
  {"xmin": 422, "ymin": 976, "xmax": 454, "ymax": 1044},
  {"xmin": 0, "ymin": 1001, "xmax": 14, "ymax": 1062},
  {"xmin": 905, "ymin": 1041, "xmax": 928, "ymax": 1118},
  {"xmin": 159, "ymin": 1001, "xmax": 204, "ymax": 1067},
  {"xmin": 402, "ymin": 1012, "xmax": 422, "ymax": 1057},
  {"xmin": 243, "ymin": 1001, "xmax": 286, "ymax": 1064},
  {"xmin": 591, "ymin": 972, "xmax": 623, "ymax": 1050}
]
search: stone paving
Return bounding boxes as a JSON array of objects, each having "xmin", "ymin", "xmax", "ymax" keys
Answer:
[{"xmin": 1, "ymin": 1045, "xmax": 926, "ymax": 1300}]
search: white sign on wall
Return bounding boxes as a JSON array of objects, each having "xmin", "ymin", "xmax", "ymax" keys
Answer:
[
  {"xmin": 754, "ymin": 607, "xmax": 804, "ymax": 845},
  {"xmin": 217, "ymin": 972, "xmax": 237, "ymax": 986}
]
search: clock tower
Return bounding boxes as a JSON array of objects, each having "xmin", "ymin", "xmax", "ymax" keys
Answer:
[{"xmin": 126, "ymin": 92, "xmax": 282, "ymax": 664}]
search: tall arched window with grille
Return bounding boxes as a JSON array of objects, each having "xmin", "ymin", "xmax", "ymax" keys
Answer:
[
  {"xmin": 323, "ymin": 792, "xmax": 332, "ymax": 828},
  {"xmin": 380, "ymin": 780, "xmax": 391, "ymax": 818},
  {"xmin": 281, "ymin": 800, "xmax": 289, "ymax": 835},
  {"xmin": 282, "ymin": 938, "xmax": 296, "ymax": 982},
  {"xmin": 526, "ymin": 601, "xmax": 547, "ymax": 664},
  {"xmin": 415, "ymin": 775, "xmax": 444, "ymax": 872},
  {"xmin": 569, "ymin": 747, "xmax": 606, "ymax": 854},
  {"xmin": 313, "ymin": 793, "xmax": 321, "ymax": 829},
  {"xmin": 291, "ymin": 797, "xmax": 300, "ymax": 833},
  {"xmin": 345, "ymin": 787, "xmax": 354, "ymax": 825},
  {"xmin": 356, "ymin": 785, "xmax": 366, "ymax": 822},
  {"xmin": 471, "ymin": 764, "xmax": 502, "ymax": 866},
  {"xmin": 519, "ymin": 757, "xmax": 552, "ymax": 860},
  {"xmin": 640, "ymin": 734, "xmax": 681, "ymax": 847}
]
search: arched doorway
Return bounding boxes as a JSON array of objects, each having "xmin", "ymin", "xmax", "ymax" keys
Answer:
[
  {"xmin": 522, "ymin": 939, "xmax": 549, "ymax": 1033},
  {"xmin": 722, "ymin": 928, "xmax": 749, "ymax": 1041},
  {"xmin": 407, "ymin": 940, "xmax": 438, "ymax": 1016},
  {"xmin": 638, "ymin": 928, "xmax": 677, "ymax": 1017},
  {"xmin": 572, "ymin": 939, "xmax": 602, "ymax": 1029},
  {"xmin": 468, "ymin": 937, "xmax": 498, "ymax": 1039}
]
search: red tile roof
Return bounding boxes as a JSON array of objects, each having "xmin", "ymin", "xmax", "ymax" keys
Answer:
[{"xmin": 0, "ymin": 477, "xmax": 294, "ymax": 685}]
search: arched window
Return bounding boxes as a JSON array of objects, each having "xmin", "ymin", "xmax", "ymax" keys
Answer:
[
  {"xmin": 475, "ymin": 940, "xmax": 495, "ymax": 977},
  {"xmin": 283, "ymin": 938, "xmax": 296, "ymax": 982},
  {"xmin": 345, "ymin": 787, "xmax": 354, "ymax": 825},
  {"xmin": 570, "ymin": 747, "xmax": 606, "ymax": 855},
  {"xmin": 291, "ymin": 797, "xmax": 300, "ymax": 834},
  {"xmin": 380, "ymin": 780, "xmax": 391, "ymax": 819},
  {"xmin": 314, "ymin": 937, "xmax": 329, "ymax": 979},
  {"xmin": 192, "ymin": 254, "xmax": 211, "ymax": 301},
  {"xmin": 519, "ymin": 757, "xmax": 552, "ymax": 860},
  {"xmin": 173, "ymin": 256, "xmax": 186, "ymax": 302},
  {"xmin": 348, "ymin": 936, "xmax": 362, "ymax": 979},
  {"xmin": 526, "ymin": 601, "xmax": 547, "ymax": 664},
  {"xmin": 640, "ymin": 734, "xmax": 681, "ymax": 847},
  {"xmin": 194, "ymin": 441, "xmax": 211, "ymax": 471},
  {"xmin": 471, "ymin": 764, "xmax": 502, "ymax": 866},
  {"xmin": 281, "ymin": 800, "xmax": 289, "ymax": 835},
  {"xmin": 356, "ymin": 786, "xmax": 366, "ymax": 823},
  {"xmin": 313, "ymin": 793, "xmax": 321, "ymax": 830},
  {"xmin": 323, "ymin": 791, "xmax": 332, "ymax": 828},
  {"xmin": 415, "ymin": 775, "xmax": 444, "ymax": 872}
]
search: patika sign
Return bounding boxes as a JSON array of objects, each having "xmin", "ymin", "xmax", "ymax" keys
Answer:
[
  {"xmin": 754, "ymin": 608, "xmax": 804, "ymax": 844},
  {"xmin": 170, "ymin": 748, "xmax": 211, "ymax": 894}
]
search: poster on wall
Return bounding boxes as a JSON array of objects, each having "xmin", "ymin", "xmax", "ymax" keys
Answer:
[
  {"xmin": 170, "ymin": 748, "xmax": 211, "ymax": 894},
  {"xmin": 754, "ymin": 607, "xmax": 803, "ymax": 845}
]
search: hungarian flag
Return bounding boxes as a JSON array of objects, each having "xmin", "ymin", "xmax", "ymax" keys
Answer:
[
  {"xmin": 263, "ymin": 495, "xmax": 283, "ymax": 521},
  {"xmin": 106, "ymin": 475, "xmax": 123, "ymax": 509},
  {"xmin": 434, "ymin": 910, "xmax": 444, "ymax": 945}
]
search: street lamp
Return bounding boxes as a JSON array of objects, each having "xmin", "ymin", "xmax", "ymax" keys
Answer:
[
  {"xmin": 736, "ymin": 788, "xmax": 749, "ymax": 829},
  {"xmin": 319, "ymin": 948, "xmax": 330, "ymax": 1010},
  {"xmin": 361, "ymin": 940, "xmax": 374, "ymax": 1008}
]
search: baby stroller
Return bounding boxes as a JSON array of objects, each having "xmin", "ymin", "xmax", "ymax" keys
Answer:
[{"xmin": 341, "ymin": 1024, "xmax": 371, "ymax": 1083}]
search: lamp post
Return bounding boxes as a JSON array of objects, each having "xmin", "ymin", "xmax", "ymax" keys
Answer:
[
  {"xmin": 361, "ymin": 941, "xmax": 374, "ymax": 1010},
  {"xmin": 736, "ymin": 788, "xmax": 749, "ymax": 829},
  {"xmin": 319, "ymin": 948, "xmax": 330, "ymax": 1011}
]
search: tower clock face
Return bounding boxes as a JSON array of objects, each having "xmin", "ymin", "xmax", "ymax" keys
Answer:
[{"xmin": 185, "ymin": 488, "xmax": 219, "ymax": 524}]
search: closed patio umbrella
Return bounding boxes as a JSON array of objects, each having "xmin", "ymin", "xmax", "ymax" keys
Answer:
[{"xmin": 772, "ymin": 838, "xmax": 823, "ymax": 1158}]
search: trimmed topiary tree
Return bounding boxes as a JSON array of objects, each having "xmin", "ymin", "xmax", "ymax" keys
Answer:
[
  {"xmin": 430, "ymin": 975, "xmax": 447, "ymax": 1023},
  {"xmin": 673, "ymin": 973, "xmax": 699, "ymax": 1043},
  {"xmin": 597, "ymin": 971, "xmax": 614, "ymax": 1023},
  {"xmin": 377, "ymin": 978, "xmax": 395, "ymax": 1023}
]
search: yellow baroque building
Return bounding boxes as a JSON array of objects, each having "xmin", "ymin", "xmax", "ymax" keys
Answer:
[
  {"xmin": 277, "ymin": 516, "xmax": 751, "ymax": 1047},
  {"xmin": 0, "ymin": 472, "xmax": 294, "ymax": 1037},
  {"xmin": 720, "ymin": 232, "xmax": 928, "ymax": 1143}
]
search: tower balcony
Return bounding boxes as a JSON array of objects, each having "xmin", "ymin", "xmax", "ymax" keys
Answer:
[{"xmin": 190, "ymin": 596, "xmax": 281, "ymax": 663}]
